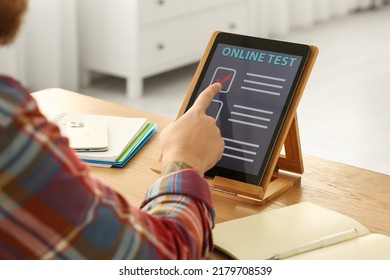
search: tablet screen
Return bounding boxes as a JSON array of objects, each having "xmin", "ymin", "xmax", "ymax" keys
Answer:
[{"xmin": 185, "ymin": 33, "xmax": 311, "ymax": 185}]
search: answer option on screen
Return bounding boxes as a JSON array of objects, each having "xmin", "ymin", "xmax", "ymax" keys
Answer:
[{"xmin": 211, "ymin": 67, "xmax": 236, "ymax": 93}]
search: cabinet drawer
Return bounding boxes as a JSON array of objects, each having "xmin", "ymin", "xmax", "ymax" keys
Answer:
[
  {"xmin": 140, "ymin": 3, "xmax": 247, "ymax": 74},
  {"xmin": 139, "ymin": 0, "xmax": 238, "ymax": 25}
]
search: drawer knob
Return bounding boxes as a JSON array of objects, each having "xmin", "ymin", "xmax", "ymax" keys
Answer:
[
  {"xmin": 157, "ymin": 43, "xmax": 165, "ymax": 50},
  {"xmin": 157, "ymin": 0, "xmax": 165, "ymax": 5},
  {"xmin": 229, "ymin": 23, "xmax": 237, "ymax": 30}
]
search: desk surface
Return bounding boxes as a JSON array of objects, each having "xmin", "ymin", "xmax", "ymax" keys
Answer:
[{"xmin": 33, "ymin": 89, "xmax": 390, "ymax": 241}]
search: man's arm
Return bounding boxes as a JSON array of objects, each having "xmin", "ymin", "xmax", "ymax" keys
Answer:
[{"xmin": 0, "ymin": 79, "xmax": 223, "ymax": 259}]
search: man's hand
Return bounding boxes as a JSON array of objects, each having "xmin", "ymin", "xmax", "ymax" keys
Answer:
[{"xmin": 160, "ymin": 83, "xmax": 224, "ymax": 176}]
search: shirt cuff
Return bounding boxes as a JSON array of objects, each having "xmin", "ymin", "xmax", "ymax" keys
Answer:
[{"xmin": 141, "ymin": 169, "xmax": 215, "ymax": 217}]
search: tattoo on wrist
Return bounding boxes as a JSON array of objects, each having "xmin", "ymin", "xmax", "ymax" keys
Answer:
[{"xmin": 161, "ymin": 161, "xmax": 195, "ymax": 175}]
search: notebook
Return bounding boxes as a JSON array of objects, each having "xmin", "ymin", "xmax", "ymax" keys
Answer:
[
  {"xmin": 52, "ymin": 112, "xmax": 154, "ymax": 166},
  {"xmin": 213, "ymin": 202, "xmax": 390, "ymax": 260},
  {"xmin": 84, "ymin": 123, "xmax": 157, "ymax": 168}
]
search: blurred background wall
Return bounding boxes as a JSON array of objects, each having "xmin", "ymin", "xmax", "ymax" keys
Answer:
[{"xmin": 0, "ymin": 0, "xmax": 388, "ymax": 93}]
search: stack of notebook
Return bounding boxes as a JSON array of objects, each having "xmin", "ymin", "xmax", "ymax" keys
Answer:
[{"xmin": 53, "ymin": 112, "xmax": 157, "ymax": 168}]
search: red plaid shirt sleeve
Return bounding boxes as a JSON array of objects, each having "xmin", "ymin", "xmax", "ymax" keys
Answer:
[{"xmin": 0, "ymin": 76, "xmax": 215, "ymax": 259}]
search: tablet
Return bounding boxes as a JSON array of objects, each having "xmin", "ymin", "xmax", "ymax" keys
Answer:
[{"xmin": 181, "ymin": 32, "xmax": 312, "ymax": 186}]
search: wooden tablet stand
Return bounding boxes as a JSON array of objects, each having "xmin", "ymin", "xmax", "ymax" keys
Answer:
[
  {"xmin": 152, "ymin": 32, "xmax": 318, "ymax": 205},
  {"xmin": 210, "ymin": 114, "xmax": 303, "ymax": 205}
]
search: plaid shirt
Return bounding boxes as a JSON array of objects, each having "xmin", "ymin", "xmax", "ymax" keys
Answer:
[{"xmin": 0, "ymin": 76, "xmax": 215, "ymax": 259}]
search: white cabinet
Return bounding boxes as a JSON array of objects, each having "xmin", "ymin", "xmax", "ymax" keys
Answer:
[{"xmin": 78, "ymin": 0, "xmax": 252, "ymax": 98}]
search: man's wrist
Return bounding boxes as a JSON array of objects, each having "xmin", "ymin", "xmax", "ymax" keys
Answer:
[{"xmin": 161, "ymin": 161, "xmax": 201, "ymax": 176}]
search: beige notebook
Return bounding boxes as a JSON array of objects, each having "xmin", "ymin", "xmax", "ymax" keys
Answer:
[{"xmin": 213, "ymin": 202, "xmax": 390, "ymax": 260}]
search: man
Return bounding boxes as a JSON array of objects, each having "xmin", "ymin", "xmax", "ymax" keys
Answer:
[{"xmin": 0, "ymin": 0, "xmax": 224, "ymax": 259}]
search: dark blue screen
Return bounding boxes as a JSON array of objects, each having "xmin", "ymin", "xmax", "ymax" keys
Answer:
[{"xmin": 195, "ymin": 43, "xmax": 303, "ymax": 176}]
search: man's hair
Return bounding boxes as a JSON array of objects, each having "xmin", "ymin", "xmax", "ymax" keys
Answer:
[{"xmin": 0, "ymin": 0, "xmax": 28, "ymax": 46}]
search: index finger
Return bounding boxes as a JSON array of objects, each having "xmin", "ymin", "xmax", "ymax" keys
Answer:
[{"xmin": 191, "ymin": 83, "xmax": 222, "ymax": 113}]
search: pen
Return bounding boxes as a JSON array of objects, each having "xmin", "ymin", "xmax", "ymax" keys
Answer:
[{"xmin": 266, "ymin": 228, "xmax": 358, "ymax": 260}]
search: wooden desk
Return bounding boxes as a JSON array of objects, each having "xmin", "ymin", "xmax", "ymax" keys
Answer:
[{"xmin": 33, "ymin": 89, "xmax": 390, "ymax": 241}]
